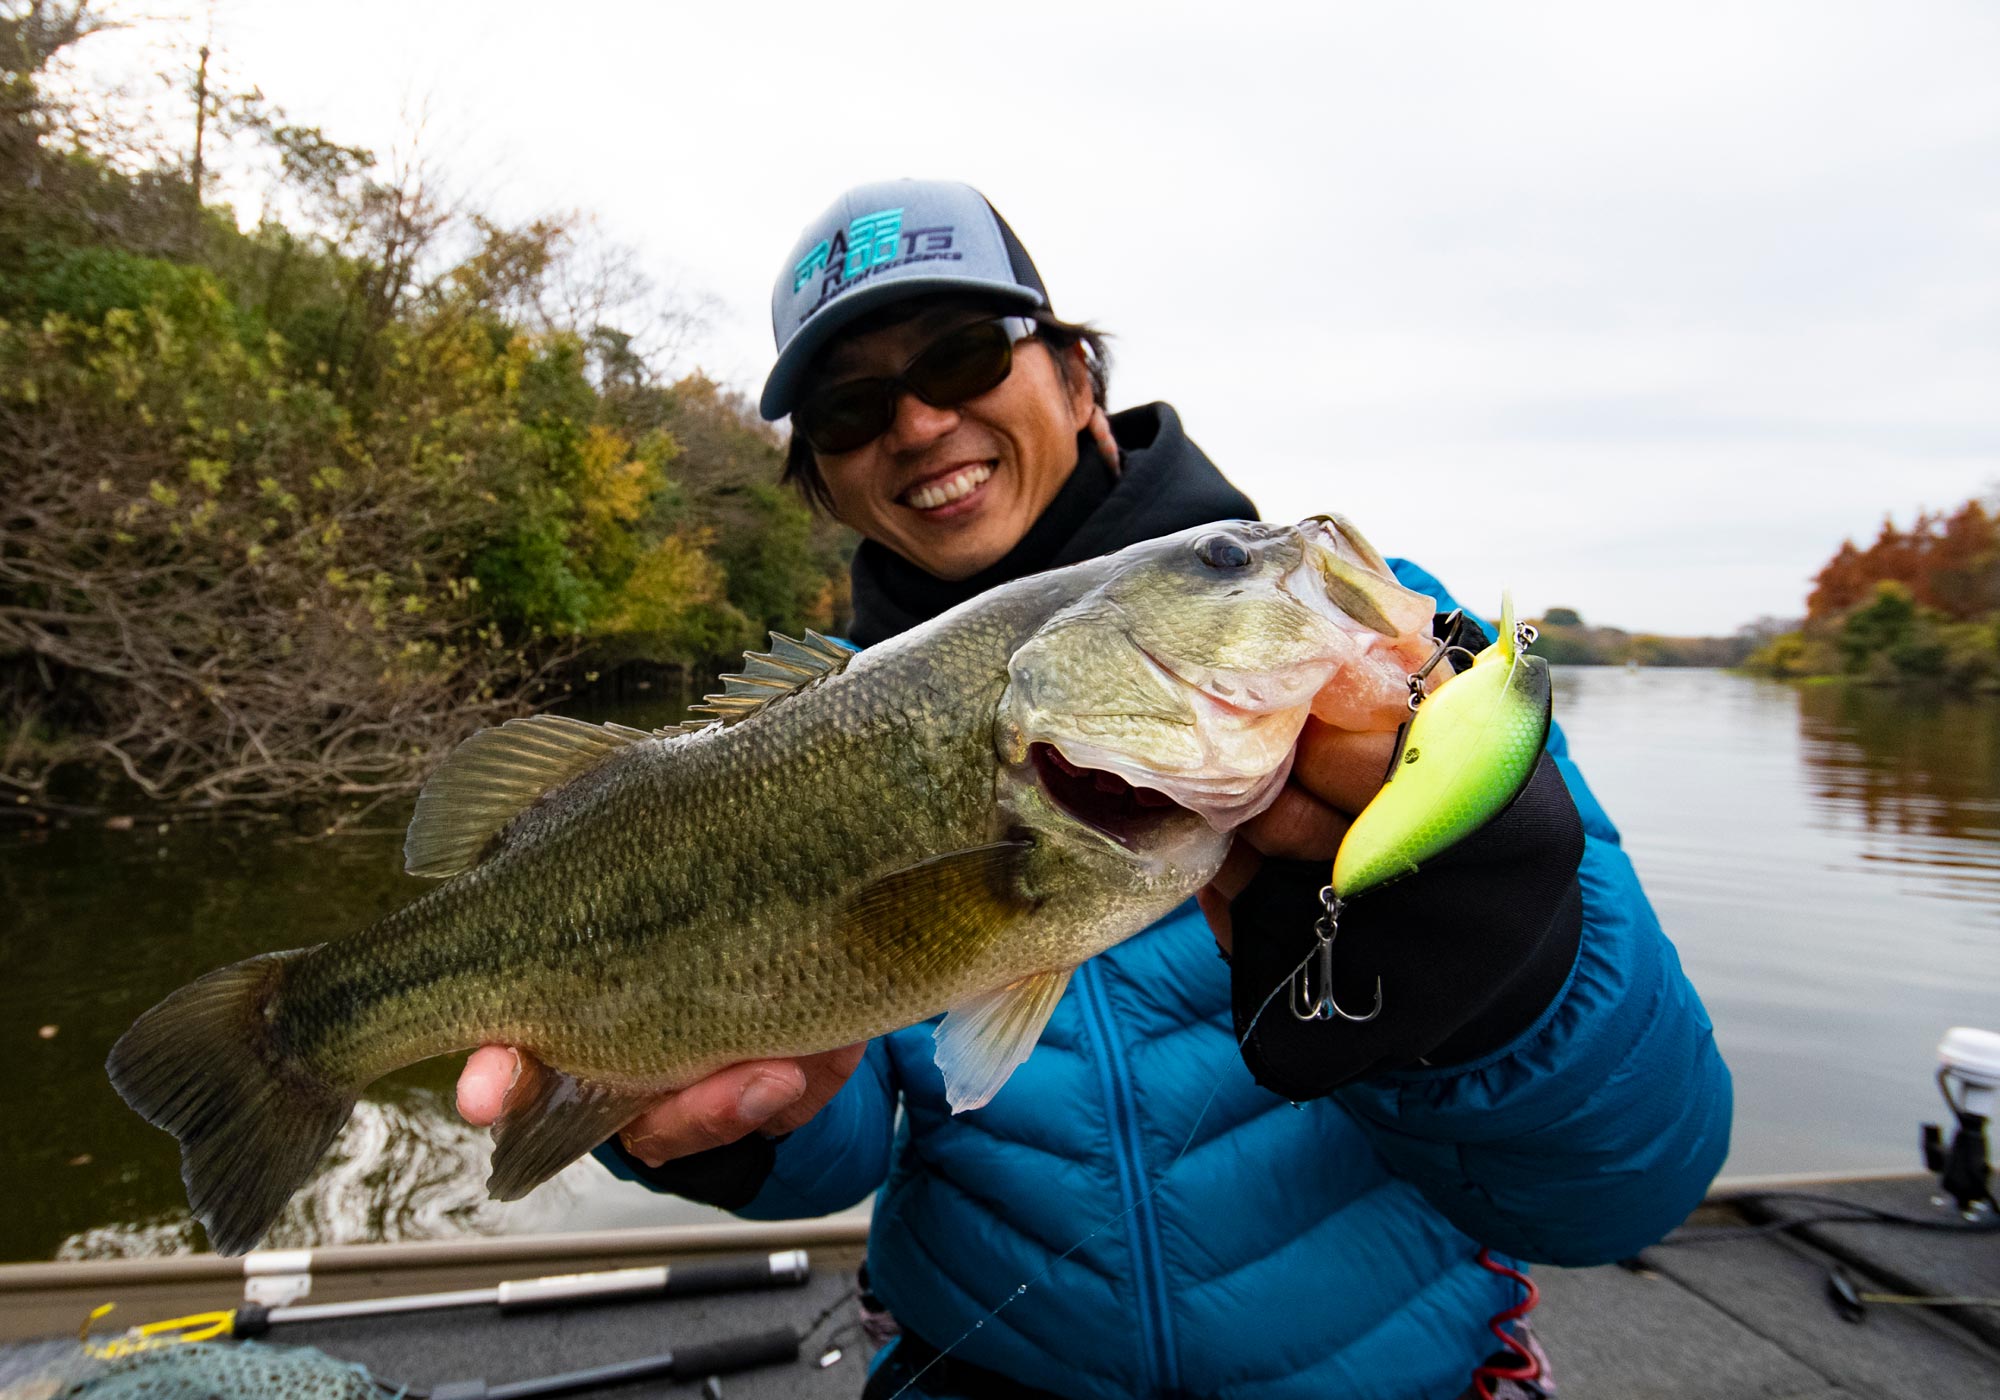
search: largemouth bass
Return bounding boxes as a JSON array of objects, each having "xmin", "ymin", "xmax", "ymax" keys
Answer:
[{"xmin": 109, "ymin": 517, "xmax": 1442, "ymax": 1256}]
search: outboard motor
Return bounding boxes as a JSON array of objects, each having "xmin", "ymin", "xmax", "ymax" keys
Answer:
[{"xmin": 1921, "ymin": 1026, "xmax": 2000, "ymax": 1217}]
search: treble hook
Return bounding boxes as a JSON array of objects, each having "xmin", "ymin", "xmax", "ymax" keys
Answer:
[
  {"xmin": 1406, "ymin": 612, "xmax": 1471, "ymax": 712},
  {"xmin": 1289, "ymin": 886, "xmax": 1383, "ymax": 1023}
]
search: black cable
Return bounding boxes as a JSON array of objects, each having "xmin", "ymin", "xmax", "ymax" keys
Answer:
[{"xmin": 799, "ymin": 1283, "xmax": 861, "ymax": 1350}]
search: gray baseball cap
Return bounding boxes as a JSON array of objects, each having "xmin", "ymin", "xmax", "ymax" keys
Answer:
[{"xmin": 758, "ymin": 179, "xmax": 1050, "ymax": 421}]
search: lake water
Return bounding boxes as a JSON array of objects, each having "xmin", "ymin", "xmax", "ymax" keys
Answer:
[{"xmin": 4, "ymin": 669, "xmax": 1995, "ymax": 1263}]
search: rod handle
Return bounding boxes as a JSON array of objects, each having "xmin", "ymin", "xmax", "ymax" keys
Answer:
[
  {"xmin": 671, "ymin": 1326, "xmax": 801, "ymax": 1378},
  {"xmin": 665, "ymin": 1250, "xmax": 810, "ymax": 1298}
]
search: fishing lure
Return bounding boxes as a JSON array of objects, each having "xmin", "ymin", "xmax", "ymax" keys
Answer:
[{"xmin": 1293, "ymin": 593, "xmax": 1552, "ymax": 1021}]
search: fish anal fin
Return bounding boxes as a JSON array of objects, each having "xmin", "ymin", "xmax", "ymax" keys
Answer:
[
  {"xmin": 834, "ymin": 842, "xmax": 1038, "ymax": 985},
  {"xmin": 689, "ymin": 629, "xmax": 855, "ymax": 723},
  {"xmin": 404, "ymin": 715, "xmax": 656, "ymax": 878},
  {"xmin": 486, "ymin": 1053, "xmax": 655, "ymax": 1202},
  {"xmin": 934, "ymin": 967, "xmax": 1073, "ymax": 1113}
]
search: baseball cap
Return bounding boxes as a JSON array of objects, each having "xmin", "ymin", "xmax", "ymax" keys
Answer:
[{"xmin": 758, "ymin": 179, "xmax": 1051, "ymax": 421}]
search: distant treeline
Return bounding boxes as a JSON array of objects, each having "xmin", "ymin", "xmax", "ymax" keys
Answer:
[
  {"xmin": 0, "ymin": 4, "xmax": 850, "ymax": 814},
  {"xmin": 1524, "ymin": 608, "xmax": 1769, "ymax": 668},
  {"xmin": 1742, "ymin": 499, "xmax": 2000, "ymax": 691}
]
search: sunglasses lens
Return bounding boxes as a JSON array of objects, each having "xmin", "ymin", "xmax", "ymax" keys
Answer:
[
  {"xmin": 795, "ymin": 320, "xmax": 1021, "ymax": 454},
  {"xmin": 797, "ymin": 380, "xmax": 893, "ymax": 455},
  {"xmin": 907, "ymin": 321, "xmax": 1014, "ymax": 406}
]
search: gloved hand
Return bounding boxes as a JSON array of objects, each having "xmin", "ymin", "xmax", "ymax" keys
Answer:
[{"xmin": 1224, "ymin": 748, "xmax": 1586, "ymax": 1098}]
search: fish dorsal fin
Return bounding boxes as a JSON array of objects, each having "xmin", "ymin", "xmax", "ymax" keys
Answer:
[
  {"xmin": 934, "ymin": 967, "xmax": 1073, "ymax": 1113},
  {"xmin": 689, "ymin": 629, "xmax": 855, "ymax": 724},
  {"xmin": 404, "ymin": 715, "xmax": 658, "ymax": 878}
]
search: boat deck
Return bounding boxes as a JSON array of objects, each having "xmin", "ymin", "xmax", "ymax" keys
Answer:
[{"xmin": 3, "ymin": 1176, "xmax": 1995, "ymax": 1398}]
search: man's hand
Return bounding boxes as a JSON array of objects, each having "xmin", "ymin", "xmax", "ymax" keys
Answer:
[
  {"xmin": 455, "ymin": 1043, "xmax": 866, "ymax": 1168},
  {"xmin": 1196, "ymin": 719, "xmax": 1399, "ymax": 955}
]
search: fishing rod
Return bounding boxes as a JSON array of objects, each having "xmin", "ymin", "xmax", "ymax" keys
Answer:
[
  {"xmin": 87, "ymin": 1249, "xmax": 810, "ymax": 1353},
  {"xmin": 410, "ymin": 1324, "xmax": 803, "ymax": 1399}
]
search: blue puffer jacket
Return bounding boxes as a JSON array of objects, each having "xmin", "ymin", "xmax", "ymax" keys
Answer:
[{"xmin": 606, "ymin": 561, "xmax": 1732, "ymax": 1400}]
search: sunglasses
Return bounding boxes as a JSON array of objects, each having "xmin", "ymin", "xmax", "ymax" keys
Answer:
[{"xmin": 794, "ymin": 316, "xmax": 1035, "ymax": 455}]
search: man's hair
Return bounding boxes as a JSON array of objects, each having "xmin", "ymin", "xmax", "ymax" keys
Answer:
[{"xmin": 779, "ymin": 301, "xmax": 1112, "ymax": 516}]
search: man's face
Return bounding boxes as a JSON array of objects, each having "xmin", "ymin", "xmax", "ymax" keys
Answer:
[{"xmin": 803, "ymin": 304, "xmax": 1095, "ymax": 580}]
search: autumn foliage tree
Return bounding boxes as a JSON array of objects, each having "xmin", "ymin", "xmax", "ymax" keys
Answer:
[
  {"xmin": 1750, "ymin": 498, "xmax": 2000, "ymax": 690},
  {"xmin": 0, "ymin": 3, "xmax": 847, "ymax": 812}
]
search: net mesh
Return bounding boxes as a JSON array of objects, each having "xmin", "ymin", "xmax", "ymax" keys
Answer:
[{"xmin": 4, "ymin": 1339, "xmax": 389, "ymax": 1399}]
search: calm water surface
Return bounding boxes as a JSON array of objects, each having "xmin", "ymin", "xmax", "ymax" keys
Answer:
[
  {"xmin": 1551, "ymin": 668, "xmax": 2000, "ymax": 1181},
  {"xmin": 3, "ymin": 670, "xmax": 1995, "ymax": 1262}
]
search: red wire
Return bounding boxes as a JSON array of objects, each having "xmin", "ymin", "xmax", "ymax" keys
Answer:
[{"xmin": 1471, "ymin": 1247, "xmax": 1542, "ymax": 1400}]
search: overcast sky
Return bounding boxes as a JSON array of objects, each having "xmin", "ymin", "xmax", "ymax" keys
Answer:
[{"xmin": 78, "ymin": 1, "xmax": 2000, "ymax": 633}]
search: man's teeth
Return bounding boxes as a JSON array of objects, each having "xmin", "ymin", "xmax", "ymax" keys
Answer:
[{"xmin": 904, "ymin": 463, "xmax": 993, "ymax": 510}]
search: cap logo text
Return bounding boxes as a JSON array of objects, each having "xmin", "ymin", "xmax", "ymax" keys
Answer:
[
  {"xmin": 843, "ymin": 207, "xmax": 904, "ymax": 279},
  {"xmin": 790, "ymin": 213, "xmax": 965, "ymax": 323}
]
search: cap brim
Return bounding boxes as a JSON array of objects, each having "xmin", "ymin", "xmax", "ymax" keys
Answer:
[{"xmin": 758, "ymin": 275, "xmax": 1045, "ymax": 421}]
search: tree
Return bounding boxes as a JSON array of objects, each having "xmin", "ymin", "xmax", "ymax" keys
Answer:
[{"xmin": 0, "ymin": 5, "xmax": 849, "ymax": 812}]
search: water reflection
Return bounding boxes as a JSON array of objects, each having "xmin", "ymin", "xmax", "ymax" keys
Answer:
[
  {"xmin": 1553, "ymin": 668, "xmax": 2000, "ymax": 1180},
  {"xmin": 54, "ymin": 1094, "xmax": 580, "ymax": 1261},
  {"xmin": 2, "ymin": 792, "xmax": 721, "ymax": 1265},
  {"xmin": 1797, "ymin": 685, "xmax": 2000, "ymax": 903}
]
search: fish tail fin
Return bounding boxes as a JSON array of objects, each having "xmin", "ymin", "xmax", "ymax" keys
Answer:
[{"xmin": 106, "ymin": 950, "xmax": 355, "ymax": 1256}]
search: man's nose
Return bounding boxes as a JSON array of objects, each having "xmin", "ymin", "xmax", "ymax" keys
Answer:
[{"xmin": 882, "ymin": 389, "xmax": 960, "ymax": 450}]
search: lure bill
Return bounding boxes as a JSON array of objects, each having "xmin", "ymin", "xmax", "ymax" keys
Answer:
[{"xmin": 108, "ymin": 517, "xmax": 1442, "ymax": 1256}]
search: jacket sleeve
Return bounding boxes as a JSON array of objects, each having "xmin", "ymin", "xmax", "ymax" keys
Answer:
[
  {"xmin": 1280, "ymin": 560, "xmax": 1736, "ymax": 1272},
  {"xmin": 1334, "ymin": 778, "xmax": 1732, "ymax": 1265},
  {"xmin": 1328, "ymin": 560, "xmax": 1732, "ymax": 1265},
  {"xmin": 590, "ymin": 1036, "xmax": 902, "ymax": 1220}
]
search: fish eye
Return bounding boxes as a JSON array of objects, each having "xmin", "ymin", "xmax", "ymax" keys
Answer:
[{"xmin": 1193, "ymin": 533, "xmax": 1251, "ymax": 571}]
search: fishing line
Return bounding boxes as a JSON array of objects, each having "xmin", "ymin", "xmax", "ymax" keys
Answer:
[{"xmin": 882, "ymin": 942, "xmax": 1322, "ymax": 1400}]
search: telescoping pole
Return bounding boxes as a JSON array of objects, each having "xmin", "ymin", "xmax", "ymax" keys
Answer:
[{"xmin": 228, "ymin": 1250, "xmax": 811, "ymax": 1337}]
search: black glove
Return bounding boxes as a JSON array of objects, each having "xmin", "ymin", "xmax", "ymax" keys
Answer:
[{"xmin": 1228, "ymin": 749, "xmax": 1586, "ymax": 1100}]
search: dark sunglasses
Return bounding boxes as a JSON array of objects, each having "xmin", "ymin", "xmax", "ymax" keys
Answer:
[{"xmin": 794, "ymin": 317, "xmax": 1035, "ymax": 455}]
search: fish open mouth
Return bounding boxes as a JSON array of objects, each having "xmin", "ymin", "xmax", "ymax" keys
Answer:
[{"xmin": 1030, "ymin": 743, "xmax": 1187, "ymax": 848}]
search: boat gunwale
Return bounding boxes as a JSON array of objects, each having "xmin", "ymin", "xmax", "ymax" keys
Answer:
[{"xmin": 0, "ymin": 1215, "xmax": 871, "ymax": 1293}]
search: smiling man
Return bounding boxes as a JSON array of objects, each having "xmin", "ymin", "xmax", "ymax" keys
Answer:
[
  {"xmin": 459, "ymin": 179, "xmax": 1731, "ymax": 1400},
  {"xmin": 786, "ymin": 306, "xmax": 1085, "ymax": 579}
]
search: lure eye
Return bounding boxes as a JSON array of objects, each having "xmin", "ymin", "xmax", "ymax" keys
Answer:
[{"xmin": 1194, "ymin": 534, "xmax": 1251, "ymax": 571}]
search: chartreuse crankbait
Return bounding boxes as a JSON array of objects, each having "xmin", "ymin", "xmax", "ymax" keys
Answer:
[{"xmin": 1292, "ymin": 592, "xmax": 1552, "ymax": 1022}]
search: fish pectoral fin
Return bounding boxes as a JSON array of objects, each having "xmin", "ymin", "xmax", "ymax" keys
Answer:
[
  {"xmin": 835, "ymin": 841, "xmax": 1039, "ymax": 981},
  {"xmin": 933, "ymin": 967, "xmax": 1073, "ymax": 1114},
  {"xmin": 405, "ymin": 715, "xmax": 659, "ymax": 878},
  {"xmin": 486, "ymin": 1054, "xmax": 655, "ymax": 1203}
]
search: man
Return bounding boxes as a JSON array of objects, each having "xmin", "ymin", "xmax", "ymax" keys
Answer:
[{"xmin": 460, "ymin": 180, "xmax": 1731, "ymax": 1399}]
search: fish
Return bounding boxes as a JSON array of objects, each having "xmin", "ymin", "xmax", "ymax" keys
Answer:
[{"xmin": 108, "ymin": 516, "xmax": 1447, "ymax": 1256}]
